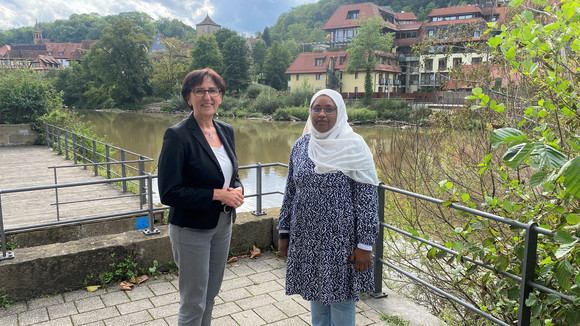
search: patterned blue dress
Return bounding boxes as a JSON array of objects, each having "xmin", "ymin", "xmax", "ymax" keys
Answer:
[{"xmin": 278, "ymin": 134, "xmax": 379, "ymax": 305}]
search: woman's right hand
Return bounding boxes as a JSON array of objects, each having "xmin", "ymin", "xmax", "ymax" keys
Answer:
[
  {"xmin": 278, "ymin": 238, "xmax": 289, "ymax": 257},
  {"xmin": 214, "ymin": 187, "xmax": 244, "ymax": 208}
]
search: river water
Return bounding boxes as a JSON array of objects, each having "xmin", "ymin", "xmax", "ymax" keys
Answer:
[{"xmin": 79, "ymin": 110, "xmax": 402, "ymax": 208}]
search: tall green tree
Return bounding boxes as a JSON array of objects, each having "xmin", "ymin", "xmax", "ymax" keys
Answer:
[
  {"xmin": 221, "ymin": 35, "xmax": 250, "ymax": 93},
  {"xmin": 214, "ymin": 28, "xmax": 238, "ymax": 52},
  {"xmin": 151, "ymin": 37, "xmax": 190, "ymax": 98},
  {"xmin": 190, "ymin": 34, "xmax": 224, "ymax": 74},
  {"xmin": 346, "ymin": 15, "xmax": 394, "ymax": 105},
  {"xmin": 263, "ymin": 41, "xmax": 291, "ymax": 90},
  {"xmin": 252, "ymin": 39, "xmax": 267, "ymax": 77},
  {"xmin": 54, "ymin": 61, "xmax": 91, "ymax": 108},
  {"xmin": 83, "ymin": 18, "xmax": 153, "ymax": 107}
]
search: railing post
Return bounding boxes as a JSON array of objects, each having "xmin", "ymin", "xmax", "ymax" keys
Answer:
[
  {"xmin": 72, "ymin": 133, "xmax": 77, "ymax": 164},
  {"xmin": 53, "ymin": 167, "xmax": 60, "ymax": 221},
  {"xmin": 92, "ymin": 140, "xmax": 98, "ymax": 176},
  {"xmin": 0, "ymin": 194, "xmax": 15, "ymax": 261},
  {"xmin": 105, "ymin": 144, "xmax": 111, "ymax": 179},
  {"xmin": 143, "ymin": 173, "xmax": 160, "ymax": 235},
  {"xmin": 518, "ymin": 222, "xmax": 539, "ymax": 326},
  {"xmin": 64, "ymin": 131, "xmax": 69, "ymax": 160},
  {"xmin": 57, "ymin": 128, "xmax": 62, "ymax": 155},
  {"xmin": 120, "ymin": 150, "xmax": 127, "ymax": 193},
  {"xmin": 45, "ymin": 124, "xmax": 50, "ymax": 147},
  {"xmin": 139, "ymin": 156, "xmax": 146, "ymax": 208},
  {"xmin": 82, "ymin": 137, "xmax": 87, "ymax": 169},
  {"xmin": 252, "ymin": 163, "xmax": 266, "ymax": 216},
  {"xmin": 372, "ymin": 183, "xmax": 387, "ymax": 298}
]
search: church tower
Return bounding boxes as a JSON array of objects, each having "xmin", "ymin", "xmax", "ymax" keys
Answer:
[{"xmin": 33, "ymin": 21, "xmax": 43, "ymax": 45}]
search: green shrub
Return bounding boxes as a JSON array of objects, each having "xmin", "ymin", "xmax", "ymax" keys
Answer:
[
  {"xmin": 250, "ymin": 96, "xmax": 283, "ymax": 115},
  {"xmin": 245, "ymin": 84, "xmax": 262, "ymax": 99},
  {"xmin": 161, "ymin": 94, "xmax": 189, "ymax": 112},
  {"xmin": 370, "ymin": 99, "xmax": 412, "ymax": 121},
  {"xmin": 347, "ymin": 108, "xmax": 377, "ymax": 122},
  {"xmin": 273, "ymin": 107, "xmax": 309, "ymax": 121}
]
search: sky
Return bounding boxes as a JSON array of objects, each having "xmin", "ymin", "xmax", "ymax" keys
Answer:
[{"xmin": 0, "ymin": 0, "xmax": 319, "ymax": 36}]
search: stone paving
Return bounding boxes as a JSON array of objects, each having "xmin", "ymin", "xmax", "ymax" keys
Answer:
[{"xmin": 0, "ymin": 252, "xmax": 401, "ymax": 326}]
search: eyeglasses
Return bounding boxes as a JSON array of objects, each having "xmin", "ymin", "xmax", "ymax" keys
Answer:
[
  {"xmin": 311, "ymin": 105, "xmax": 337, "ymax": 114},
  {"xmin": 192, "ymin": 88, "xmax": 221, "ymax": 97}
]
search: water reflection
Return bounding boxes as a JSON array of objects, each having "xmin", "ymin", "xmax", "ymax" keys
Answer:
[{"xmin": 79, "ymin": 110, "xmax": 403, "ymax": 207}]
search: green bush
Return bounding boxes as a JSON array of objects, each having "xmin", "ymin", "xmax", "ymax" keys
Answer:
[
  {"xmin": 161, "ymin": 94, "xmax": 189, "ymax": 112},
  {"xmin": 370, "ymin": 99, "xmax": 413, "ymax": 121},
  {"xmin": 245, "ymin": 84, "xmax": 262, "ymax": 99},
  {"xmin": 347, "ymin": 108, "xmax": 377, "ymax": 122},
  {"xmin": 273, "ymin": 107, "xmax": 309, "ymax": 121},
  {"xmin": 250, "ymin": 96, "xmax": 283, "ymax": 115}
]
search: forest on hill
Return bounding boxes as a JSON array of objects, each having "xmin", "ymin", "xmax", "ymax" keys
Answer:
[{"xmin": 0, "ymin": 0, "xmax": 468, "ymax": 46}]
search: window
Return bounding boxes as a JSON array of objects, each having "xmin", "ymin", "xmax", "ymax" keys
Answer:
[
  {"xmin": 355, "ymin": 72, "xmax": 358, "ymax": 79},
  {"xmin": 339, "ymin": 56, "xmax": 346, "ymax": 65},
  {"xmin": 296, "ymin": 74, "xmax": 299, "ymax": 81},
  {"xmin": 316, "ymin": 73, "xmax": 323, "ymax": 80},
  {"xmin": 425, "ymin": 59, "xmax": 433, "ymax": 71},
  {"xmin": 438, "ymin": 58, "xmax": 447, "ymax": 70},
  {"xmin": 453, "ymin": 57, "xmax": 462, "ymax": 67},
  {"xmin": 474, "ymin": 30, "xmax": 481, "ymax": 37},
  {"xmin": 472, "ymin": 57, "xmax": 481, "ymax": 65},
  {"xmin": 315, "ymin": 58, "xmax": 324, "ymax": 67},
  {"xmin": 58, "ymin": 52, "xmax": 64, "ymax": 56},
  {"xmin": 346, "ymin": 10, "xmax": 359, "ymax": 19},
  {"xmin": 47, "ymin": 51, "xmax": 52, "ymax": 55},
  {"xmin": 428, "ymin": 29, "xmax": 435, "ymax": 39}
]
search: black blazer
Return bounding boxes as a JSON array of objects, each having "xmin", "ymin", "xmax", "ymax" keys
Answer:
[{"xmin": 157, "ymin": 113, "xmax": 243, "ymax": 229}]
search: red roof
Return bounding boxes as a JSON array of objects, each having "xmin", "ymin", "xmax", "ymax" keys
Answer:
[
  {"xmin": 396, "ymin": 22, "xmax": 423, "ymax": 31},
  {"xmin": 0, "ymin": 45, "xmax": 10, "ymax": 57},
  {"xmin": 426, "ymin": 17, "xmax": 485, "ymax": 27},
  {"xmin": 396, "ymin": 12, "xmax": 417, "ymax": 21},
  {"xmin": 323, "ymin": 2, "xmax": 396, "ymax": 30},
  {"xmin": 428, "ymin": 5, "xmax": 482, "ymax": 17},
  {"xmin": 285, "ymin": 50, "xmax": 401, "ymax": 75}
]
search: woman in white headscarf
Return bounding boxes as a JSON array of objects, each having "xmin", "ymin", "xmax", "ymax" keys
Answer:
[{"xmin": 277, "ymin": 89, "xmax": 379, "ymax": 326}]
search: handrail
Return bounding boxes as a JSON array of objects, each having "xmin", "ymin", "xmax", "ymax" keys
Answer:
[{"xmin": 373, "ymin": 183, "xmax": 578, "ymax": 326}]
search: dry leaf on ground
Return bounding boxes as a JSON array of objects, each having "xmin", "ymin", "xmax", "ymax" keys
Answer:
[
  {"xmin": 227, "ymin": 256, "xmax": 238, "ymax": 264},
  {"xmin": 86, "ymin": 285, "xmax": 101, "ymax": 292},
  {"xmin": 137, "ymin": 275, "xmax": 149, "ymax": 284},
  {"xmin": 250, "ymin": 245, "xmax": 261, "ymax": 259},
  {"xmin": 120, "ymin": 281, "xmax": 134, "ymax": 291}
]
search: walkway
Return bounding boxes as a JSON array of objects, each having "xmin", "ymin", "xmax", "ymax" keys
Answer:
[
  {"xmin": 0, "ymin": 146, "xmax": 143, "ymax": 229},
  {"xmin": 0, "ymin": 252, "xmax": 441, "ymax": 326}
]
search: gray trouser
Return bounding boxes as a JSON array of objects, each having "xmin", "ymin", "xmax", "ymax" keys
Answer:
[{"xmin": 169, "ymin": 212, "xmax": 232, "ymax": 326}]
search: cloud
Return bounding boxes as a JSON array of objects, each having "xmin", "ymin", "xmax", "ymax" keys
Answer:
[{"xmin": 0, "ymin": 0, "xmax": 321, "ymax": 35}]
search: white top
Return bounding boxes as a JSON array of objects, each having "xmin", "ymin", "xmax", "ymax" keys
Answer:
[{"xmin": 212, "ymin": 145, "xmax": 233, "ymax": 189}]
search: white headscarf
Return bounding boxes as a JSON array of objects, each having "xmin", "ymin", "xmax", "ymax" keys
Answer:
[{"xmin": 302, "ymin": 89, "xmax": 379, "ymax": 185}]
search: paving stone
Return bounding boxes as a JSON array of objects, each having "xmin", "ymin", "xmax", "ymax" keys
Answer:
[
  {"xmin": 63, "ymin": 288, "xmax": 106, "ymax": 302},
  {"xmin": 244, "ymin": 259, "xmax": 274, "ymax": 273},
  {"xmin": 228, "ymin": 263, "xmax": 255, "ymax": 277},
  {"xmin": 148, "ymin": 302, "xmax": 179, "ymax": 319},
  {"xmin": 212, "ymin": 302, "xmax": 242, "ymax": 318},
  {"xmin": 47, "ymin": 301, "xmax": 77, "ymax": 319},
  {"xmin": 0, "ymin": 301, "xmax": 27, "ymax": 317},
  {"xmin": 125, "ymin": 286, "xmax": 154, "ymax": 301},
  {"xmin": 82, "ymin": 321, "xmax": 106, "ymax": 326},
  {"xmin": 75, "ymin": 296, "xmax": 105, "ymax": 313},
  {"xmin": 274, "ymin": 298, "xmax": 308, "ymax": 317},
  {"xmin": 268, "ymin": 288, "xmax": 288, "ymax": 302},
  {"xmin": 27, "ymin": 295, "xmax": 65, "ymax": 310},
  {"xmin": 71, "ymin": 307, "xmax": 119, "ymax": 325},
  {"xmin": 356, "ymin": 313, "xmax": 375, "ymax": 326},
  {"xmin": 18, "ymin": 307, "xmax": 49, "ymax": 325},
  {"xmin": 211, "ymin": 315, "xmax": 238, "ymax": 326},
  {"xmin": 0, "ymin": 314, "xmax": 18, "ymax": 326},
  {"xmin": 147, "ymin": 281, "xmax": 177, "ymax": 296},
  {"xmin": 235, "ymin": 293, "xmax": 277, "ymax": 310},
  {"xmin": 245, "ymin": 280, "xmax": 284, "ymax": 296},
  {"xmin": 101, "ymin": 292, "xmax": 131, "ymax": 307},
  {"xmin": 247, "ymin": 271, "xmax": 278, "ymax": 284},
  {"xmin": 102, "ymin": 310, "xmax": 153, "ymax": 326},
  {"xmin": 33, "ymin": 316, "xmax": 74, "ymax": 326},
  {"xmin": 267, "ymin": 315, "xmax": 310, "ymax": 326},
  {"xmin": 231, "ymin": 309, "xmax": 266, "ymax": 326},
  {"xmin": 164, "ymin": 314, "xmax": 178, "ymax": 326},
  {"xmin": 220, "ymin": 275, "xmax": 253, "ymax": 291},
  {"xmin": 115, "ymin": 298, "xmax": 153, "ymax": 315},
  {"xmin": 218, "ymin": 287, "xmax": 252, "ymax": 302},
  {"xmin": 140, "ymin": 319, "xmax": 169, "ymax": 326},
  {"xmin": 149, "ymin": 291, "xmax": 179, "ymax": 307},
  {"xmin": 252, "ymin": 303, "xmax": 287, "ymax": 323}
]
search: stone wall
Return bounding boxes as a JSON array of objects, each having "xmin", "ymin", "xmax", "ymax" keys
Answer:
[{"xmin": 0, "ymin": 124, "xmax": 38, "ymax": 146}]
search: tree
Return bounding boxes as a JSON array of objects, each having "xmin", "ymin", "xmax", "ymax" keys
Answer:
[
  {"xmin": 190, "ymin": 34, "xmax": 224, "ymax": 74},
  {"xmin": 252, "ymin": 39, "xmax": 267, "ymax": 77},
  {"xmin": 346, "ymin": 15, "xmax": 395, "ymax": 105},
  {"xmin": 263, "ymin": 41, "xmax": 291, "ymax": 90},
  {"xmin": 151, "ymin": 38, "xmax": 190, "ymax": 98},
  {"xmin": 262, "ymin": 27, "xmax": 272, "ymax": 47},
  {"xmin": 83, "ymin": 18, "xmax": 153, "ymax": 107},
  {"xmin": 0, "ymin": 69, "xmax": 63, "ymax": 126},
  {"xmin": 221, "ymin": 35, "xmax": 250, "ymax": 93},
  {"xmin": 214, "ymin": 28, "xmax": 238, "ymax": 52},
  {"xmin": 54, "ymin": 61, "xmax": 91, "ymax": 108}
]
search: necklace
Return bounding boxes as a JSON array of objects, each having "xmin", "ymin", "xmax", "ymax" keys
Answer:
[{"xmin": 208, "ymin": 133, "xmax": 214, "ymax": 139}]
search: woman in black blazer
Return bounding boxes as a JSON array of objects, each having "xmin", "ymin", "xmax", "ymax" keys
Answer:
[{"xmin": 158, "ymin": 68, "xmax": 244, "ymax": 326}]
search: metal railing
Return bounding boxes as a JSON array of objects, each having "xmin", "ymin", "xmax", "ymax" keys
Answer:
[
  {"xmin": 45, "ymin": 123, "xmax": 154, "ymax": 206},
  {"xmin": 372, "ymin": 183, "xmax": 578, "ymax": 326}
]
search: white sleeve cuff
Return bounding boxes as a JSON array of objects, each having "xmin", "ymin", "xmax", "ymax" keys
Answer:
[{"xmin": 357, "ymin": 243, "xmax": 372, "ymax": 251}]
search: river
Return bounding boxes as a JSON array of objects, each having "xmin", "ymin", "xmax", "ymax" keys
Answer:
[{"xmin": 79, "ymin": 110, "xmax": 402, "ymax": 208}]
